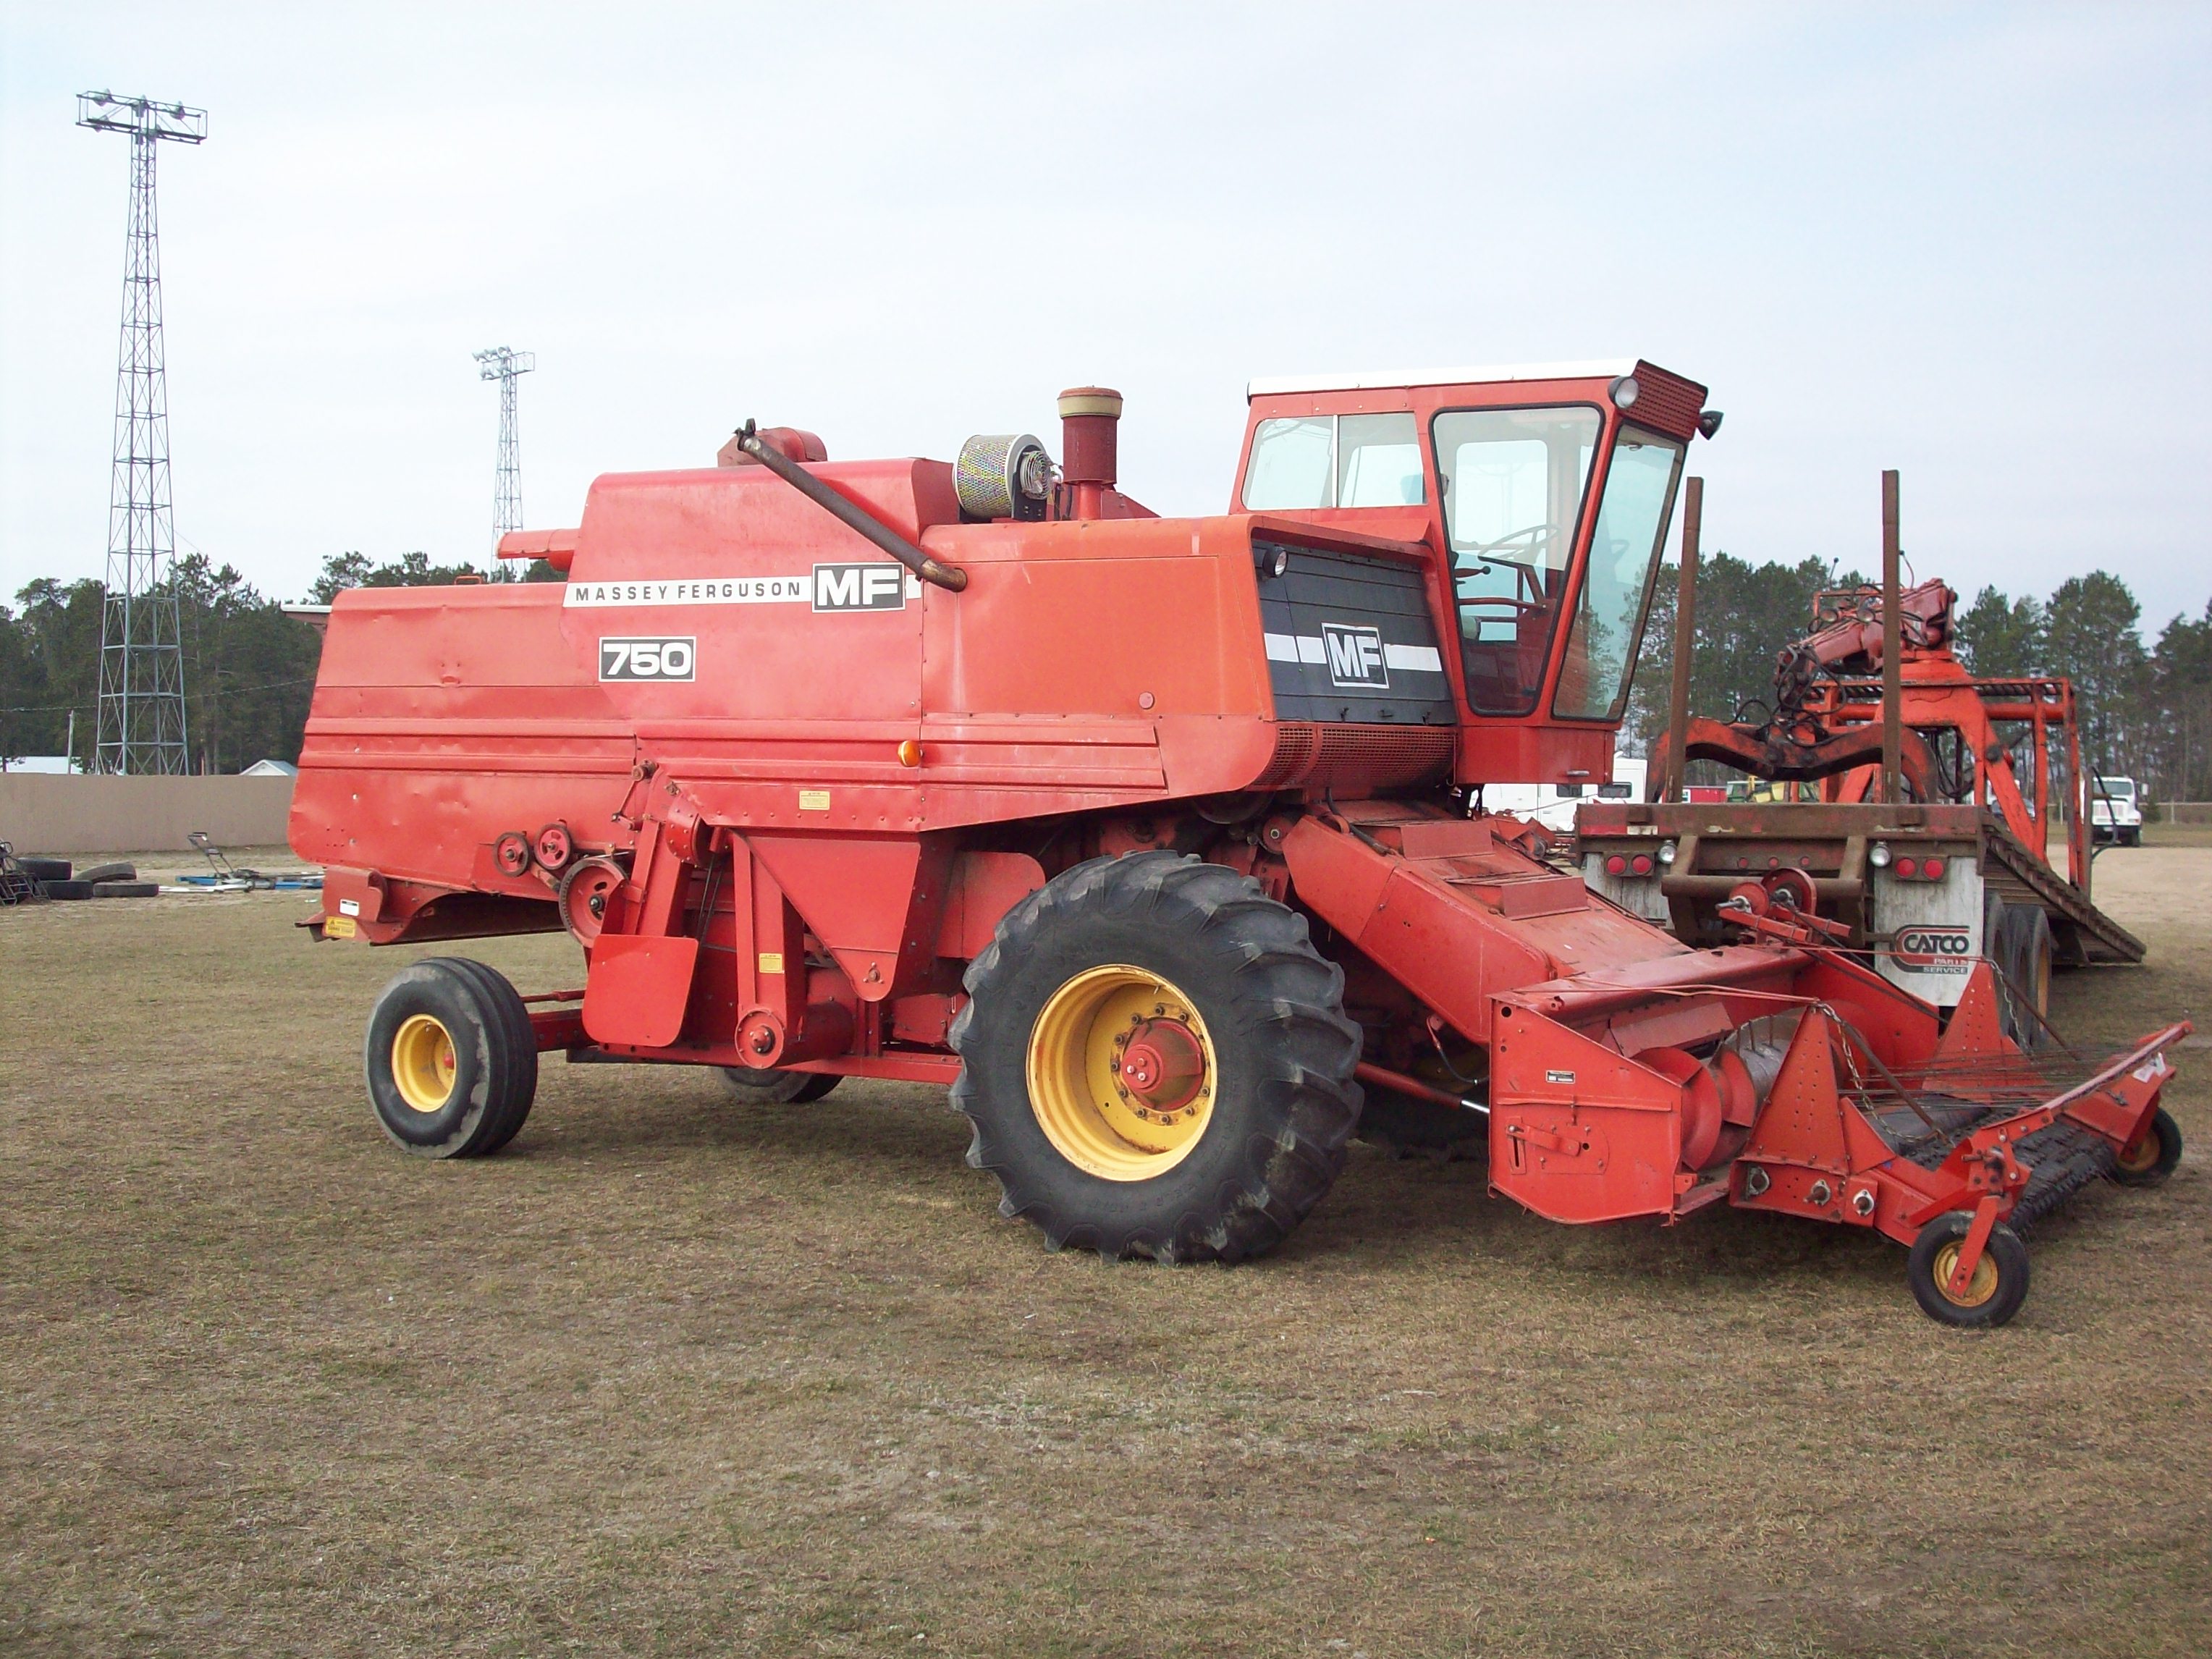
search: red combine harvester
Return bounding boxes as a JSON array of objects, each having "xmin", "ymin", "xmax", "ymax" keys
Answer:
[
  {"xmin": 1581, "ymin": 571, "xmax": 2145, "ymax": 1034},
  {"xmin": 292, "ymin": 362, "xmax": 2187, "ymax": 1327}
]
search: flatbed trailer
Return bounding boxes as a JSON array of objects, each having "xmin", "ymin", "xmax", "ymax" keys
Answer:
[
  {"xmin": 1603, "ymin": 554, "xmax": 2145, "ymax": 1029},
  {"xmin": 1578, "ymin": 799, "xmax": 2143, "ymax": 1029}
]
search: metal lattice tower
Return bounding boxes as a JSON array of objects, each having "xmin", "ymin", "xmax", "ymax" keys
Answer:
[
  {"xmin": 78, "ymin": 92, "xmax": 206, "ymax": 774},
  {"xmin": 474, "ymin": 347, "xmax": 536, "ymax": 544}
]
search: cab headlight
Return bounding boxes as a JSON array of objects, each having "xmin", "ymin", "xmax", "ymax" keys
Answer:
[{"xmin": 1609, "ymin": 374, "xmax": 1642, "ymax": 410}]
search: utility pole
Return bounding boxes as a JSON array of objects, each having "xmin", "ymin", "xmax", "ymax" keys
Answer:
[
  {"xmin": 474, "ymin": 347, "xmax": 535, "ymax": 546},
  {"xmin": 78, "ymin": 91, "xmax": 205, "ymax": 775}
]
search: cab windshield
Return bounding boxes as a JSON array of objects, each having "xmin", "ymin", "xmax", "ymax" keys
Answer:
[
  {"xmin": 1434, "ymin": 406, "xmax": 1682, "ymax": 719},
  {"xmin": 1554, "ymin": 426, "xmax": 1683, "ymax": 720},
  {"xmin": 1434, "ymin": 405, "xmax": 1600, "ymax": 715}
]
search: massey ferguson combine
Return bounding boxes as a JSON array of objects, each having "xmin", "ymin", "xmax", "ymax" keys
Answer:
[{"xmin": 292, "ymin": 360, "xmax": 2187, "ymax": 1327}]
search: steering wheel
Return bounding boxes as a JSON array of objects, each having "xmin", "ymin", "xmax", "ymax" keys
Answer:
[
  {"xmin": 1455, "ymin": 594, "xmax": 1545, "ymax": 614},
  {"xmin": 1461, "ymin": 523, "xmax": 1563, "ymax": 560}
]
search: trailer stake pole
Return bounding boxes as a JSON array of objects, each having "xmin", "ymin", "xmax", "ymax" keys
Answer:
[
  {"xmin": 1664, "ymin": 477, "xmax": 1702, "ymax": 803},
  {"xmin": 1880, "ymin": 469, "xmax": 1902, "ymax": 805}
]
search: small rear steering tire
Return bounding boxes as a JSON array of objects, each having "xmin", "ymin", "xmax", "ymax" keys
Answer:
[
  {"xmin": 1907, "ymin": 1211, "xmax": 2030, "ymax": 1329},
  {"xmin": 365, "ymin": 957, "xmax": 539, "ymax": 1157},
  {"xmin": 2112, "ymin": 1106, "xmax": 2182, "ymax": 1188}
]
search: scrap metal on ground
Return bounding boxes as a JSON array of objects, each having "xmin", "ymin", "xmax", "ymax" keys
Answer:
[{"xmin": 290, "ymin": 363, "xmax": 2187, "ymax": 1327}]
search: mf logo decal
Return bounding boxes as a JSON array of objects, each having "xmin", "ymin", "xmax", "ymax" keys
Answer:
[
  {"xmin": 599, "ymin": 636, "xmax": 696, "ymax": 681},
  {"xmin": 1895, "ymin": 925, "xmax": 1972, "ymax": 972},
  {"xmin": 812, "ymin": 562, "xmax": 906, "ymax": 612},
  {"xmin": 1320, "ymin": 622, "xmax": 1388, "ymax": 689}
]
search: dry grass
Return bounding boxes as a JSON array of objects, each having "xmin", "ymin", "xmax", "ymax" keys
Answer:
[{"xmin": 3, "ymin": 846, "xmax": 2208, "ymax": 1657}]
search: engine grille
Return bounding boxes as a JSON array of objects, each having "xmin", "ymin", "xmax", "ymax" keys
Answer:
[{"xmin": 1254, "ymin": 723, "xmax": 1455, "ymax": 793}]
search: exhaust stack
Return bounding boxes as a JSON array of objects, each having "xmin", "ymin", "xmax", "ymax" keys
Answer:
[{"xmin": 1058, "ymin": 386, "xmax": 1122, "ymax": 520}]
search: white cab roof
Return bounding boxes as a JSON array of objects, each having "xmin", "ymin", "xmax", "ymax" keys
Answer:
[{"xmin": 1246, "ymin": 359, "xmax": 1638, "ymax": 399}]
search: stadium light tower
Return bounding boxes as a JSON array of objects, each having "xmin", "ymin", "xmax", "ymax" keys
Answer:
[
  {"xmin": 474, "ymin": 347, "xmax": 535, "ymax": 544},
  {"xmin": 78, "ymin": 90, "xmax": 206, "ymax": 774}
]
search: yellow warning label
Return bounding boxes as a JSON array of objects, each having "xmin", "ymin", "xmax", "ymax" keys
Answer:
[
  {"xmin": 758, "ymin": 951, "xmax": 785, "ymax": 975},
  {"xmin": 798, "ymin": 788, "xmax": 831, "ymax": 811},
  {"xmin": 324, "ymin": 914, "xmax": 358, "ymax": 940}
]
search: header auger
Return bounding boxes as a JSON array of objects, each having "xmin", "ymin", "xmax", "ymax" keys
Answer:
[{"xmin": 293, "ymin": 364, "xmax": 2187, "ymax": 1326}]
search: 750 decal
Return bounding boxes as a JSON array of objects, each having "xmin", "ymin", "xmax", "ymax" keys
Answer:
[{"xmin": 599, "ymin": 637, "xmax": 696, "ymax": 681}]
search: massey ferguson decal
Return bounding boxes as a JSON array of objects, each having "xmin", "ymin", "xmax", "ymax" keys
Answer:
[
  {"xmin": 1894, "ymin": 924, "xmax": 1973, "ymax": 972},
  {"xmin": 1320, "ymin": 622, "xmax": 1389, "ymax": 689},
  {"xmin": 811, "ymin": 562, "xmax": 905, "ymax": 612},
  {"xmin": 564, "ymin": 569, "xmax": 920, "ymax": 609}
]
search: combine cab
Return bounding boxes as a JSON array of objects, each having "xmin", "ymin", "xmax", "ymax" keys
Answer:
[{"xmin": 292, "ymin": 363, "xmax": 2187, "ymax": 1326}]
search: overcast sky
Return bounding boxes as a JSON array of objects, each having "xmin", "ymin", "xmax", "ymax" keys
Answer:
[{"xmin": 2, "ymin": 3, "xmax": 2207, "ymax": 633}]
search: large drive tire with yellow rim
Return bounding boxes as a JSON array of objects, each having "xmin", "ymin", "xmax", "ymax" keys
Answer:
[
  {"xmin": 365, "ymin": 958, "xmax": 539, "ymax": 1158},
  {"xmin": 950, "ymin": 850, "xmax": 1362, "ymax": 1262}
]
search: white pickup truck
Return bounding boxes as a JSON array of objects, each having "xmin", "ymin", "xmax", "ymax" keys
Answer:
[{"xmin": 2091, "ymin": 776, "xmax": 2143, "ymax": 847}]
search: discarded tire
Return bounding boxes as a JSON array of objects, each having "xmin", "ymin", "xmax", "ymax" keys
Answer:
[
  {"xmin": 19, "ymin": 858, "xmax": 70, "ymax": 883},
  {"xmin": 364, "ymin": 956, "xmax": 539, "ymax": 1157},
  {"xmin": 90, "ymin": 882, "xmax": 160, "ymax": 899},
  {"xmin": 41, "ymin": 879, "xmax": 93, "ymax": 900},
  {"xmin": 952, "ymin": 849, "xmax": 1362, "ymax": 1263},
  {"xmin": 78, "ymin": 861, "xmax": 138, "ymax": 884}
]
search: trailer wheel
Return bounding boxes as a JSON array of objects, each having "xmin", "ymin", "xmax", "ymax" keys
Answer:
[
  {"xmin": 364, "ymin": 958, "xmax": 538, "ymax": 1158},
  {"xmin": 2113, "ymin": 1106, "xmax": 2182, "ymax": 1188},
  {"xmin": 1988, "ymin": 900, "xmax": 2053, "ymax": 1048},
  {"xmin": 719, "ymin": 1065, "xmax": 841, "ymax": 1105},
  {"xmin": 951, "ymin": 850, "xmax": 1362, "ymax": 1263},
  {"xmin": 1907, "ymin": 1212, "xmax": 2030, "ymax": 1328}
]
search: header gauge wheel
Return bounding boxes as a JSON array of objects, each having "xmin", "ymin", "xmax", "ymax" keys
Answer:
[{"xmin": 951, "ymin": 850, "xmax": 1362, "ymax": 1263}]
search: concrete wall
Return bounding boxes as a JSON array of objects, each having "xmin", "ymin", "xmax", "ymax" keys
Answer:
[{"xmin": 0, "ymin": 774, "xmax": 296, "ymax": 856}]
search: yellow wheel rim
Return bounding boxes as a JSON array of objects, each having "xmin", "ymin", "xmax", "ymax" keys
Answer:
[
  {"xmin": 392, "ymin": 1013, "xmax": 458, "ymax": 1113},
  {"xmin": 2117, "ymin": 1126, "xmax": 2162, "ymax": 1175},
  {"xmin": 1933, "ymin": 1240, "xmax": 1999, "ymax": 1307},
  {"xmin": 1026, "ymin": 965, "xmax": 1217, "ymax": 1182}
]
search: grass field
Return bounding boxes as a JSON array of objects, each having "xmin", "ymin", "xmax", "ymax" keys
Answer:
[{"xmin": 4, "ymin": 842, "xmax": 2208, "ymax": 1657}]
